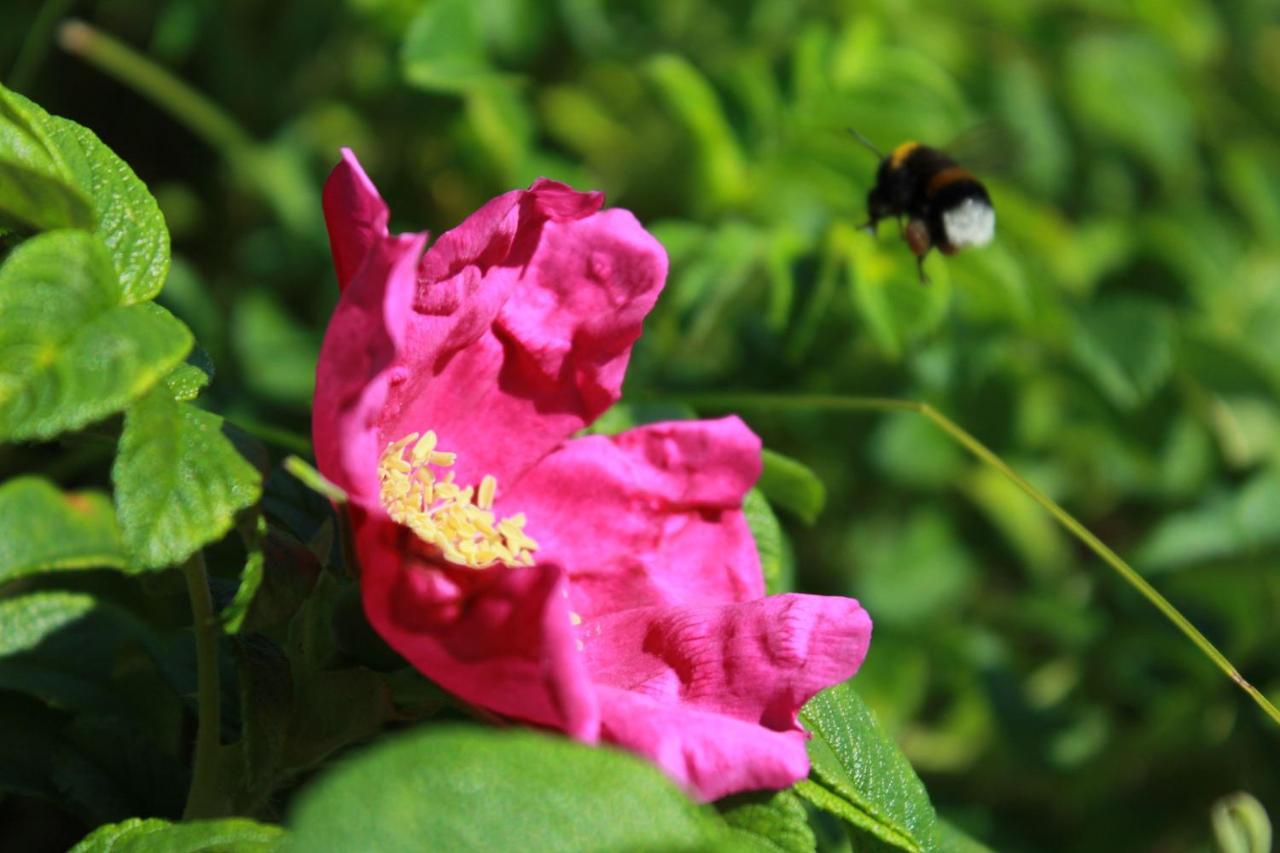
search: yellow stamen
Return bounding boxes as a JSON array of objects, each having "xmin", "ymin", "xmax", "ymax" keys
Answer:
[{"xmin": 377, "ymin": 431, "xmax": 538, "ymax": 570}]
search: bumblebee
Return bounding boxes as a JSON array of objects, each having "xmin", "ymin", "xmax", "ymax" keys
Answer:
[{"xmin": 849, "ymin": 129, "xmax": 995, "ymax": 281}]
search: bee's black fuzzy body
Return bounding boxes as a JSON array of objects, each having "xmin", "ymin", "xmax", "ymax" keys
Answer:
[{"xmin": 861, "ymin": 140, "xmax": 995, "ymax": 280}]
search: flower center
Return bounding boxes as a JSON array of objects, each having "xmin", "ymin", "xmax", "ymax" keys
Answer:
[{"xmin": 377, "ymin": 431, "xmax": 538, "ymax": 569}]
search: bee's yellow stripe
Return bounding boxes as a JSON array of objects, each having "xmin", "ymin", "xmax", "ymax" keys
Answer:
[
  {"xmin": 889, "ymin": 140, "xmax": 919, "ymax": 168},
  {"xmin": 926, "ymin": 165, "xmax": 974, "ymax": 197}
]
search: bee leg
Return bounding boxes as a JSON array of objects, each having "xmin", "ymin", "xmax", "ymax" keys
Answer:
[
  {"xmin": 916, "ymin": 253, "xmax": 931, "ymax": 284},
  {"xmin": 858, "ymin": 215, "xmax": 879, "ymax": 236}
]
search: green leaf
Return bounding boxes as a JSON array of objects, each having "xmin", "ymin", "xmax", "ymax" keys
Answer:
[
  {"xmin": 71, "ymin": 817, "xmax": 283, "ymax": 853},
  {"xmin": 718, "ymin": 789, "xmax": 816, "ymax": 853},
  {"xmin": 0, "ymin": 230, "xmax": 192, "ymax": 442},
  {"xmin": 0, "ymin": 476, "xmax": 125, "ymax": 580},
  {"xmin": 113, "ymin": 387, "xmax": 263, "ymax": 570},
  {"xmin": 758, "ymin": 449, "xmax": 827, "ymax": 524},
  {"xmin": 797, "ymin": 682, "xmax": 939, "ymax": 852},
  {"xmin": 401, "ymin": 0, "xmax": 494, "ymax": 93},
  {"xmin": 744, "ymin": 488, "xmax": 795, "ymax": 595},
  {"xmin": 935, "ymin": 818, "xmax": 995, "ymax": 853},
  {"xmin": 285, "ymin": 726, "xmax": 726, "ymax": 852},
  {"xmin": 1071, "ymin": 295, "xmax": 1175, "ymax": 410},
  {"xmin": 646, "ymin": 54, "xmax": 749, "ymax": 211},
  {"xmin": 2, "ymin": 87, "xmax": 170, "ymax": 304},
  {"xmin": 0, "ymin": 591, "xmax": 153, "ymax": 713},
  {"xmin": 0, "ymin": 87, "xmax": 95, "ymax": 232},
  {"xmin": 165, "ymin": 360, "xmax": 212, "ymax": 402},
  {"xmin": 231, "ymin": 292, "xmax": 319, "ymax": 408},
  {"xmin": 1211, "ymin": 792, "xmax": 1272, "ymax": 853}
]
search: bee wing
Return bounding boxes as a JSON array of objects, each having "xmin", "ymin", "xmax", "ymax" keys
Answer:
[{"xmin": 944, "ymin": 122, "xmax": 1021, "ymax": 180}]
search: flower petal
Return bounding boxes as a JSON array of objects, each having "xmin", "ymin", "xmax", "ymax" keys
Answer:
[
  {"xmin": 313, "ymin": 218, "xmax": 427, "ymax": 502},
  {"xmin": 597, "ymin": 687, "xmax": 810, "ymax": 801},
  {"xmin": 315, "ymin": 153, "xmax": 668, "ymax": 503},
  {"xmin": 500, "ymin": 417, "xmax": 765, "ymax": 619},
  {"xmin": 587, "ymin": 594, "xmax": 871, "ymax": 799},
  {"xmin": 354, "ymin": 507, "xmax": 599, "ymax": 739},
  {"xmin": 582, "ymin": 594, "xmax": 871, "ymax": 728},
  {"xmin": 586, "ymin": 591, "xmax": 870, "ymax": 799},
  {"xmin": 384, "ymin": 197, "xmax": 668, "ymax": 487},
  {"xmin": 322, "ymin": 148, "xmax": 392, "ymax": 292}
]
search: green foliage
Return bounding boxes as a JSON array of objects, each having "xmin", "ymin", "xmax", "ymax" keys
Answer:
[
  {"xmin": 0, "ymin": 477, "xmax": 124, "ymax": 580},
  {"xmin": 4, "ymin": 1, "xmax": 1280, "ymax": 849},
  {"xmin": 718, "ymin": 789, "xmax": 816, "ymax": 853},
  {"xmin": 113, "ymin": 387, "xmax": 263, "ymax": 570},
  {"xmin": 71, "ymin": 817, "xmax": 282, "ymax": 853},
  {"xmin": 0, "ymin": 87, "xmax": 169, "ymax": 303},
  {"xmin": 798, "ymin": 682, "xmax": 938, "ymax": 852},
  {"xmin": 284, "ymin": 727, "xmax": 726, "ymax": 852},
  {"xmin": 1211, "ymin": 792, "xmax": 1272, "ymax": 853},
  {"xmin": 0, "ymin": 230, "xmax": 191, "ymax": 441},
  {"xmin": 758, "ymin": 449, "xmax": 827, "ymax": 524}
]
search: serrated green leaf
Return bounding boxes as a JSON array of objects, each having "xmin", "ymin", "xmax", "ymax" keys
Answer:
[
  {"xmin": 284, "ymin": 726, "xmax": 725, "ymax": 852},
  {"xmin": 719, "ymin": 788, "xmax": 816, "ymax": 853},
  {"xmin": 71, "ymin": 816, "xmax": 283, "ymax": 853},
  {"xmin": 113, "ymin": 388, "xmax": 263, "ymax": 570},
  {"xmin": 0, "ymin": 476, "xmax": 125, "ymax": 580},
  {"xmin": 0, "ymin": 85, "xmax": 96, "ymax": 232},
  {"xmin": 797, "ymin": 682, "xmax": 939, "ymax": 852},
  {"xmin": 744, "ymin": 488, "xmax": 795, "ymax": 595},
  {"xmin": 0, "ymin": 230, "xmax": 192, "ymax": 441},
  {"xmin": 758, "ymin": 449, "xmax": 826, "ymax": 524},
  {"xmin": 165, "ymin": 361, "xmax": 212, "ymax": 402},
  {"xmin": 1071, "ymin": 295, "xmax": 1174, "ymax": 410},
  {"xmin": 3, "ymin": 87, "xmax": 170, "ymax": 304}
]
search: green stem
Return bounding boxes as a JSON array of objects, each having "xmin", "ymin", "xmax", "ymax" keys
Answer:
[
  {"xmin": 181, "ymin": 551, "xmax": 224, "ymax": 819},
  {"xmin": 56, "ymin": 19, "xmax": 255, "ymax": 157},
  {"xmin": 6, "ymin": 0, "xmax": 76, "ymax": 90},
  {"xmin": 674, "ymin": 391, "xmax": 1280, "ymax": 728}
]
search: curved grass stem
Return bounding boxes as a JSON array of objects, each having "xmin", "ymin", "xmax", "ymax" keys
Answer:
[
  {"xmin": 56, "ymin": 19, "xmax": 255, "ymax": 157},
  {"xmin": 673, "ymin": 391, "xmax": 1280, "ymax": 728},
  {"xmin": 181, "ymin": 551, "xmax": 224, "ymax": 818}
]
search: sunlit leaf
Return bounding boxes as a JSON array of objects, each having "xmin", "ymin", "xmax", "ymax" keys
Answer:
[
  {"xmin": 0, "ymin": 476, "xmax": 125, "ymax": 581},
  {"xmin": 284, "ymin": 727, "xmax": 726, "ymax": 851},
  {"xmin": 718, "ymin": 788, "xmax": 816, "ymax": 853},
  {"xmin": 2, "ymin": 86, "xmax": 170, "ymax": 303},
  {"xmin": 113, "ymin": 387, "xmax": 263, "ymax": 570},
  {"xmin": 797, "ymin": 682, "xmax": 939, "ymax": 852},
  {"xmin": 0, "ymin": 230, "xmax": 191, "ymax": 441},
  {"xmin": 71, "ymin": 817, "xmax": 283, "ymax": 853}
]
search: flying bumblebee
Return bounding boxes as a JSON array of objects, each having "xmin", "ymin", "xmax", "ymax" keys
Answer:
[{"xmin": 849, "ymin": 129, "xmax": 995, "ymax": 282}]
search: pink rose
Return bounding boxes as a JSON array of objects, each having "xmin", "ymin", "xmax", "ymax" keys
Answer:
[{"xmin": 313, "ymin": 150, "xmax": 872, "ymax": 800}]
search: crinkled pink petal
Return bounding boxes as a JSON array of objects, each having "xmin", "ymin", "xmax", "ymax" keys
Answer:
[
  {"xmin": 585, "ymin": 594, "xmax": 871, "ymax": 800},
  {"xmin": 499, "ymin": 417, "xmax": 765, "ymax": 620},
  {"xmin": 354, "ymin": 507, "xmax": 599, "ymax": 739},
  {"xmin": 597, "ymin": 687, "xmax": 810, "ymax": 801},
  {"xmin": 314, "ymin": 151, "xmax": 668, "ymax": 499},
  {"xmin": 385, "ymin": 201, "xmax": 668, "ymax": 488}
]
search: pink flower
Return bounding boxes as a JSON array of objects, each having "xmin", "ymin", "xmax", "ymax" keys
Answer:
[{"xmin": 313, "ymin": 150, "xmax": 872, "ymax": 800}]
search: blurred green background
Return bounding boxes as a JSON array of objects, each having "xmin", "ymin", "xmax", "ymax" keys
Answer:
[{"xmin": 5, "ymin": 0, "xmax": 1279, "ymax": 849}]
